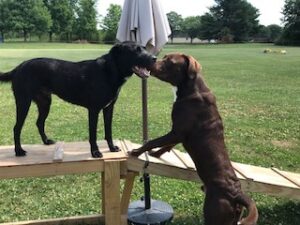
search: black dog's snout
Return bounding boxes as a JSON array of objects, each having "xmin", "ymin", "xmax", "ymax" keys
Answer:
[{"xmin": 152, "ymin": 56, "xmax": 157, "ymax": 62}]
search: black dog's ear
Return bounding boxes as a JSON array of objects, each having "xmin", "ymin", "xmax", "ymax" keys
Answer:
[
  {"xmin": 183, "ymin": 54, "xmax": 201, "ymax": 79},
  {"xmin": 109, "ymin": 43, "xmax": 122, "ymax": 56}
]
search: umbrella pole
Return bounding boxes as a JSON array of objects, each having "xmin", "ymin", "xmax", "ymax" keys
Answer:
[
  {"xmin": 127, "ymin": 56, "xmax": 173, "ymax": 225},
  {"xmin": 142, "ymin": 78, "xmax": 151, "ymax": 210}
]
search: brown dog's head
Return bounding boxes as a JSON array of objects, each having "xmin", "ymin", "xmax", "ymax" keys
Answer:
[{"xmin": 150, "ymin": 53, "xmax": 201, "ymax": 86}]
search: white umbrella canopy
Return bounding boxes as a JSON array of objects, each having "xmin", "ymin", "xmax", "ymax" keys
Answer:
[{"xmin": 117, "ymin": 0, "xmax": 171, "ymax": 54}]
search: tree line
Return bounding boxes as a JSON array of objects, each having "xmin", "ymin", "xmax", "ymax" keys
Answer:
[
  {"xmin": 0, "ymin": 0, "xmax": 299, "ymax": 45},
  {"xmin": 168, "ymin": 0, "xmax": 299, "ymax": 45},
  {"xmin": 0, "ymin": 0, "xmax": 99, "ymax": 42}
]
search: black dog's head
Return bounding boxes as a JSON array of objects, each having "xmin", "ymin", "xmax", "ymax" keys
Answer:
[{"xmin": 109, "ymin": 42, "xmax": 157, "ymax": 78}]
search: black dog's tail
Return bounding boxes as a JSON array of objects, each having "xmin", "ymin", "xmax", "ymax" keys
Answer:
[
  {"xmin": 0, "ymin": 71, "xmax": 13, "ymax": 82},
  {"xmin": 236, "ymin": 193, "xmax": 258, "ymax": 225}
]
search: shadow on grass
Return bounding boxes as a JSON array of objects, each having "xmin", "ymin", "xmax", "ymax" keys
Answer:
[
  {"xmin": 169, "ymin": 201, "xmax": 300, "ymax": 225},
  {"xmin": 257, "ymin": 201, "xmax": 300, "ymax": 225},
  {"xmin": 171, "ymin": 214, "xmax": 203, "ymax": 225}
]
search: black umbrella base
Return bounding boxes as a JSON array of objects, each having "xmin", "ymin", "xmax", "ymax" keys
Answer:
[{"xmin": 128, "ymin": 199, "xmax": 174, "ymax": 225}]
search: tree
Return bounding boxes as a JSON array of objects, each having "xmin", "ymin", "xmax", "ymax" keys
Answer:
[
  {"xmin": 278, "ymin": 0, "xmax": 300, "ymax": 45},
  {"xmin": 32, "ymin": 0, "xmax": 53, "ymax": 40},
  {"xmin": 167, "ymin": 11, "xmax": 183, "ymax": 43},
  {"xmin": 0, "ymin": 0, "xmax": 12, "ymax": 42},
  {"xmin": 101, "ymin": 4, "xmax": 121, "ymax": 43},
  {"xmin": 198, "ymin": 13, "xmax": 218, "ymax": 41},
  {"xmin": 182, "ymin": 16, "xmax": 201, "ymax": 43},
  {"xmin": 210, "ymin": 0, "xmax": 260, "ymax": 42},
  {"xmin": 44, "ymin": 0, "xmax": 74, "ymax": 42},
  {"xmin": 267, "ymin": 24, "xmax": 282, "ymax": 42},
  {"xmin": 74, "ymin": 0, "xmax": 98, "ymax": 41},
  {"xmin": 7, "ymin": 0, "xmax": 52, "ymax": 42}
]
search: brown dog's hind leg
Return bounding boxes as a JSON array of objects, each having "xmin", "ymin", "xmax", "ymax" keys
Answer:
[
  {"xmin": 204, "ymin": 193, "xmax": 236, "ymax": 225},
  {"xmin": 130, "ymin": 131, "xmax": 180, "ymax": 157}
]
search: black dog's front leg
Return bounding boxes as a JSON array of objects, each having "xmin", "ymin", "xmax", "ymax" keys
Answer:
[
  {"xmin": 88, "ymin": 109, "xmax": 102, "ymax": 158},
  {"xmin": 130, "ymin": 131, "xmax": 180, "ymax": 157},
  {"xmin": 103, "ymin": 101, "xmax": 120, "ymax": 152}
]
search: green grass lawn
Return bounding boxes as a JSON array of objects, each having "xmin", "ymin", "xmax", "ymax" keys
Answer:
[{"xmin": 0, "ymin": 42, "xmax": 299, "ymax": 224}]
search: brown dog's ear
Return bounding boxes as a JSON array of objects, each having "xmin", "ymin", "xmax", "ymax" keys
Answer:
[{"xmin": 183, "ymin": 54, "xmax": 201, "ymax": 79}]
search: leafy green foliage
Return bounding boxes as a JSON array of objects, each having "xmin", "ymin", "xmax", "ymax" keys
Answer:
[
  {"xmin": 167, "ymin": 11, "xmax": 184, "ymax": 43},
  {"xmin": 278, "ymin": 0, "xmax": 300, "ymax": 45},
  {"xmin": 1, "ymin": 0, "xmax": 52, "ymax": 41},
  {"xmin": 44, "ymin": 0, "xmax": 74, "ymax": 42},
  {"xmin": 209, "ymin": 0, "xmax": 260, "ymax": 42},
  {"xmin": 101, "ymin": 4, "xmax": 121, "ymax": 43},
  {"xmin": 182, "ymin": 16, "xmax": 201, "ymax": 43},
  {"xmin": 74, "ymin": 0, "xmax": 98, "ymax": 41}
]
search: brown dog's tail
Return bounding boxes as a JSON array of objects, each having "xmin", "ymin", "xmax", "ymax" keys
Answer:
[
  {"xmin": 236, "ymin": 193, "xmax": 258, "ymax": 225},
  {"xmin": 0, "ymin": 71, "xmax": 13, "ymax": 82}
]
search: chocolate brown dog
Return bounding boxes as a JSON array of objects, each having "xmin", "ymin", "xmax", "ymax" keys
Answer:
[{"xmin": 130, "ymin": 54, "xmax": 258, "ymax": 225}]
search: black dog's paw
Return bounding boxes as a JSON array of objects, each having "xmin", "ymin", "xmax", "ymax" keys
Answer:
[
  {"xmin": 44, "ymin": 139, "xmax": 55, "ymax": 145},
  {"xmin": 91, "ymin": 150, "xmax": 103, "ymax": 158},
  {"xmin": 15, "ymin": 148, "xmax": 27, "ymax": 157},
  {"xmin": 109, "ymin": 145, "xmax": 120, "ymax": 152}
]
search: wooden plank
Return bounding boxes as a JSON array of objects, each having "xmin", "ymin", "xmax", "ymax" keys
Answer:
[
  {"xmin": 239, "ymin": 179, "xmax": 300, "ymax": 200},
  {"xmin": 101, "ymin": 172, "xmax": 106, "ymax": 215},
  {"xmin": 0, "ymin": 160, "xmax": 105, "ymax": 179},
  {"xmin": 231, "ymin": 163, "xmax": 252, "ymax": 180},
  {"xmin": 232, "ymin": 162, "xmax": 299, "ymax": 189},
  {"xmin": 172, "ymin": 149, "xmax": 195, "ymax": 169},
  {"xmin": 120, "ymin": 172, "xmax": 137, "ymax": 214},
  {"xmin": 0, "ymin": 140, "xmax": 127, "ymax": 167},
  {"xmin": 103, "ymin": 160, "xmax": 121, "ymax": 225},
  {"xmin": 271, "ymin": 167, "xmax": 300, "ymax": 188},
  {"xmin": 128, "ymin": 142, "xmax": 188, "ymax": 169},
  {"xmin": 125, "ymin": 141, "xmax": 300, "ymax": 200},
  {"xmin": 127, "ymin": 157, "xmax": 201, "ymax": 182},
  {"xmin": 0, "ymin": 214, "xmax": 104, "ymax": 225}
]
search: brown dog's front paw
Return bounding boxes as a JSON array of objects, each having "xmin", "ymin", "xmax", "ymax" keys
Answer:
[
  {"xmin": 129, "ymin": 149, "xmax": 142, "ymax": 157},
  {"xmin": 149, "ymin": 150, "xmax": 162, "ymax": 158}
]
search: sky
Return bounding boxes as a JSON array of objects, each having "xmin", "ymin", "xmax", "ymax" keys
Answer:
[{"xmin": 97, "ymin": 0, "xmax": 285, "ymax": 26}]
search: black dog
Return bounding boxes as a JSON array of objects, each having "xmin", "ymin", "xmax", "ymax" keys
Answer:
[{"xmin": 0, "ymin": 42, "xmax": 156, "ymax": 158}]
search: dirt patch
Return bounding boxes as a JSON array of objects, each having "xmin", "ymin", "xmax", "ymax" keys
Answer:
[{"xmin": 271, "ymin": 140, "xmax": 296, "ymax": 148}]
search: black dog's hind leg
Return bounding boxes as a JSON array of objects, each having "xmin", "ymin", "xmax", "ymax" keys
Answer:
[
  {"xmin": 34, "ymin": 93, "xmax": 55, "ymax": 145},
  {"xmin": 103, "ymin": 101, "xmax": 120, "ymax": 152},
  {"xmin": 14, "ymin": 98, "xmax": 31, "ymax": 156},
  {"xmin": 88, "ymin": 109, "xmax": 102, "ymax": 158}
]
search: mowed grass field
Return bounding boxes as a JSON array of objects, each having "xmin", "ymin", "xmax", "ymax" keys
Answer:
[{"xmin": 0, "ymin": 43, "xmax": 299, "ymax": 224}]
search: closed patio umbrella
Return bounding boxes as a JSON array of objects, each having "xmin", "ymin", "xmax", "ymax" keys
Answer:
[{"xmin": 116, "ymin": 0, "xmax": 172, "ymax": 224}]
